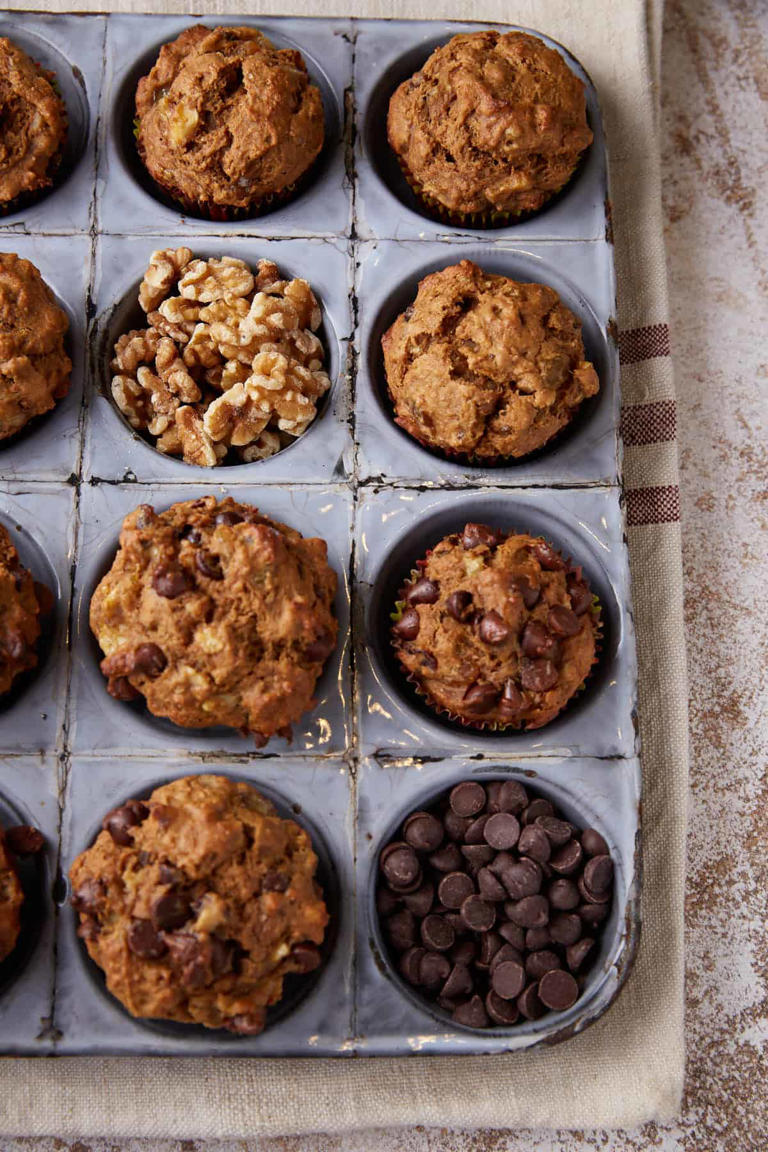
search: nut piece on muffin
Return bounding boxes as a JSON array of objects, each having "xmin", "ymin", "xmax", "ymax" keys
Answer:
[
  {"xmin": 387, "ymin": 31, "xmax": 593, "ymax": 225},
  {"xmin": 0, "ymin": 253, "xmax": 71, "ymax": 441},
  {"xmin": 0, "ymin": 37, "xmax": 67, "ymax": 209},
  {"xmin": 110, "ymin": 248, "xmax": 331, "ymax": 466},
  {"xmin": 0, "ymin": 822, "xmax": 45, "ymax": 963},
  {"xmin": 382, "ymin": 260, "xmax": 599, "ymax": 461},
  {"xmin": 69, "ymin": 774, "xmax": 328, "ymax": 1033},
  {"xmin": 89, "ymin": 496, "xmax": 338, "ymax": 746},
  {"xmin": 0, "ymin": 522, "xmax": 48, "ymax": 696},
  {"xmin": 390, "ymin": 522, "xmax": 599, "ymax": 730},
  {"xmin": 135, "ymin": 26, "xmax": 325, "ymax": 218}
]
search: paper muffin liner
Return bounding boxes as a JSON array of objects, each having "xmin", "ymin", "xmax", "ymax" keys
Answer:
[
  {"xmin": 0, "ymin": 63, "xmax": 68, "ymax": 217},
  {"xmin": 390, "ymin": 545, "xmax": 603, "ymax": 734}
]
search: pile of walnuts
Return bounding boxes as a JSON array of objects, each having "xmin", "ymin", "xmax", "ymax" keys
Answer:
[{"xmin": 110, "ymin": 248, "xmax": 331, "ymax": 466}]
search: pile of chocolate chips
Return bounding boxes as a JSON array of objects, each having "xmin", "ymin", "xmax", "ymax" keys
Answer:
[{"xmin": 376, "ymin": 778, "xmax": 614, "ymax": 1029}]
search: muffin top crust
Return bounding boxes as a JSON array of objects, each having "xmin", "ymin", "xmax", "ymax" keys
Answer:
[
  {"xmin": 136, "ymin": 25, "xmax": 325, "ymax": 212},
  {"xmin": 387, "ymin": 31, "xmax": 592, "ymax": 218},
  {"xmin": 0, "ymin": 36, "xmax": 67, "ymax": 206},
  {"xmin": 382, "ymin": 260, "xmax": 599, "ymax": 460}
]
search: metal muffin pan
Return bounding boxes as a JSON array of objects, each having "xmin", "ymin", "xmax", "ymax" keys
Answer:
[
  {"xmin": 356, "ymin": 239, "xmax": 619, "ymax": 487},
  {"xmin": 85, "ymin": 234, "xmax": 354, "ymax": 485},
  {"xmin": 0, "ymin": 12, "xmax": 639, "ymax": 1058}
]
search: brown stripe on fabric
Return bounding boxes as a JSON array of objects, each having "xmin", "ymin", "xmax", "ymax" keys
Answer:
[
  {"xmin": 621, "ymin": 399, "xmax": 677, "ymax": 445},
  {"xmin": 618, "ymin": 323, "xmax": 671, "ymax": 364},
  {"xmin": 626, "ymin": 485, "xmax": 680, "ymax": 526}
]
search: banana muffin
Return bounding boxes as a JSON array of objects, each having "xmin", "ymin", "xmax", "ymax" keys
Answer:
[
  {"xmin": 70, "ymin": 774, "xmax": 329, "ymax": 1033},
  {"xmin": 90, "ymin": 496, "xmax": 338, "ymax": 745},
  {"xmin": 0, "ymin": 36, "xmax": 67, "ymax": 209},
  {"xmin": 390, "ymin": 522, "xmax": 599, "ymax": 730},
  {"xmin": 0, "ymin": 522, "xmax": 44, "ymax": 696},
  {"xmin": 382, "ymin": 260, "xmax": 599, "ymax": 461},
  {"xmin": 0, "ymin": 826, "xmax": 23, "ymax": 962},
  {"xmin": 0, "ymin": 253, "xmax": 71, "ymax": 440},
  {"xmin": 387, "ymin": 31, "xmax": 592, "ymax": 225},
  {"xmin": 135, "ymin": 25, "xmax": 325, "ymax": 218}
]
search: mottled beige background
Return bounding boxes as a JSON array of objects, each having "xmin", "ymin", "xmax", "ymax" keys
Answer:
[{"xmin": 9, "ymin": 0, "xmax": 767, "ymax": 1147}]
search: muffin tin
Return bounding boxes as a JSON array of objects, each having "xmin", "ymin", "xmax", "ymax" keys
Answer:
[{"xmin": 0, "ymin": 12, "xmax": 639, "ymax": 1058}]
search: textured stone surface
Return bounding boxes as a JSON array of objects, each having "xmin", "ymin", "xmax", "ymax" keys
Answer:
[{"xmin": 8, "ymin": 0, "xmax": 767, "ymax": 1147}]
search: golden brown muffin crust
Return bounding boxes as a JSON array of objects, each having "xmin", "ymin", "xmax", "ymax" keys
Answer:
[
  {"xmin": 0, "ymin": 827, "xmax": 23, "ymax": 963},
  {"xmin": 0, "ymin": 252, "xmax": 71, "ymax": 440},
  {"xmin": 69, "ymin": 774, "xmax": 329, "ymax": 1033},
  {"xmin": 391, "ymin": 524, "xmax": 598, "ymax": 730},
  {"xmin": 0, "ymin": 522, "xmax": 42, "ymax": 696},
  {"xmin": 136, "ymin": 25, "xmax": 325, "ymax": 212},
  {"xmin": 89, "ymin": 496, "xmax": 338, "ymax": 744},
  {"xmin": 382, "ymin": 260, "xmax": 599, "ymax": 460},
  {"xmin": 0, "ymin": 36, "xmax": 67, "ymax": 206},
  {"xmin": 387, "ymin": 31, "xmax": 593, "ymax": 218}
]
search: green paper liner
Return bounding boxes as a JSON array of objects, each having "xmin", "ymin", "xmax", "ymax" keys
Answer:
[
  {"xmin": 0, "ymin": 63, "xmax": 68, "ymax": 217},
  {"xmin": 390, "ymin": 542, "xmax": 603, "ymax": 733}
]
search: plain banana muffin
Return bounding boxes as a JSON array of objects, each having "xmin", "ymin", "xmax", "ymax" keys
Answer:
[
  {"xmin": 387, "ymin": 30, "xmax": 592, "ymax": 225},
  {"xmin": 0, "ymin": 36, "xmax": 67, "ymax": 208},
  {"xmin": 69, "ymin": 774, "xmax": 329, "ymax": 1033},
  {"xmin": 382, "ymin": 260, "xmax": 599, "ymax": 461},
  {"xmin": 89, "ymin": 496, "xmax": 338, "ymax": 745},
  {"xmin": 135, "ymin": 25, "xmax": 325, "ymax": 217}
]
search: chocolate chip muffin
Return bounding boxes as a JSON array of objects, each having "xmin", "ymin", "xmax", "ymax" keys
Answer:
[
  {"xmin": 0, "ymin": 522, "xmax": 44, "ymax": 696},
  {"xmin": 0, "ymin": 253, "xmax": 71, "ymax": 440},
  {"xmin": 0, "ymin": 36, "xmax": 67, "ymax": 210},
  {"xmin": 69, "ymin": 774, "xmax": 329, "ymax": 1033},
  {"xmin": 382, "ymin": 260, "xmax": 599, "ymax": 461},
  {"xmin": 391, "ymin": 522, "xmax": 599, "ymax": 730},
  {"xmin": 135, "ymin": 26, "xmax": 325, "ymax": 219},
  {"xmin": 89, "ymin": 496, "xmax": 338, "ymax": 745},
  {"xmin": 377, "ymin": 778, "xmax": 614, "ymax": 1029},
  {"xmin": 0, "ymin": 826, "xmax": 24, "ymax": 962},
  {"xmin": 387, "ymin": 31, "xmax": 592, "ymax": 226}
]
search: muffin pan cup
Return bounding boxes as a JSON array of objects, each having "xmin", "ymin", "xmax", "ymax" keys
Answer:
[
  {"xmin": 0, "ymin": 12, "xmax": 638, "ymax": 1060},
  {"xmin": 54, "ymin": 756, "xmax": 355, "ymax": 1056}
]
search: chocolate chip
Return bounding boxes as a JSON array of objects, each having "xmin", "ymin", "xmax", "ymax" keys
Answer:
[
  {"xmin": 460, "ymin": 844, "xmax": 495, "ymax": 871},
  {"xmin": 477, "ymin": 611, "xmax": 510, "ymax": 645},
  {"xmin": 151, "ymin": 888, "xmax": 191, "ymax": 931},
  {"xmin": 437, "ymin": 872, "xmax": 475, "ymax": 909},
  {"xmin": 442, "ymin": 962, "xmax": 474, "ymax": 1000},
  {"xmin": 449, "ymin": 781, "xmax": 486, "ymax": 818},
  {"xmin": 584, "ymin": 854, "xmax": 614, "ymax": 896},
  {"xmin": 214, "ymin": 509, "xmax": 243, "ymax": 526},
  {"xmin": 71, "ymin": 877, "xmax": 103, "ymax": 914},
  {"xmin": 403, "ymin": 882, "xmax": 434, "ymax": 918},
  {"xmin": 567, "ymin": 577, "xmax": 593, "ymax": 615},
  {"xmin": 489, "ymin": 943, "xmax": 524, "ymax": 974},
  {"xmin": 486, "ymin": 989, "xmax": 520, "ymax": 1025},
  {"xmin": 127, "ymin": 918, "xmax": 167, "ymax": 959},
  {"xmin": 550, "ymin": 839, "xmax": 583, "ymax": 875},
  {"xmin": 521, "ymin": 798, "xmax": 554, "ymax": 826},
  {"xmin": 498, "ymin": 680, "xmax": 525, "ymax": 720},
  {"xmin": 483, "ymin": 813, "xmax": 520, "ymax": 851},
  {"xmin": 498, "ymin": 920, "xmax": 526, "ymax": 949},
  {"xmin": 548, "ymin": 879, "xmax": 580, "ymax": 911},
  {"xmin": 263, "ymin": 870, "xmax": 290, "ymax": 893},
  {"xmin": 524, "ymin": 926, "xmax": 552, "ymax": 951},
  {"xmin": 386, "ymin": 909, "xmax": 417, "ymax": 950},
  {"xmin": 517, "ymin": 982, "xmax": 546, "ymax": 1020},
  {"xmin": 107, "ymin": 675, "xmax": 140, "ymax": 702},
  {"xmin": 538, "ymin": 969, "xmax": 579, "ymax": 1011},
  {"xmin": 445, "ymin": 590, "xmax": 474, "ymax": 621},
  {"xmin": 463, "ymin": 814, "xmax": 489, "ymax": 845},
  {"xmin": 419, "ymin": 950, "xmax": 451, "ymax": 988},
  {"xmin": 521, "ymin": 621, "xmax": 561, "ymax": 661},
  {"xmin": 477, "ymin": 867, "xmax": 507, "ymax": 902},
  {"xmin": 428, "ymin": 842, "xmax": 463, "ymax": 872},
  {"xmin": 102, "ymin": 800, "xmax": 149, "ymax": 846},
  {"xmin": 520, "ymin": 659, "xmax": 559, "ymax": 693},
  {"xmin": 304, "ymin": 633, "xmax": 336, "ymax": 662},
  {"xmin": 290, "ymin": 942, "xmax": 322, "ymax": 973},
  {"xmin": 399, "ymin": 945, "xmax": 426, "ymax": 984},
  {"xmin": 443, "ymin": 810, "xmax": 471, "ymax": 841},
  {"xmin": 578, "ymin": 902, "xmax": 610, "ymax": 926},
  {"xmin": 460, "ymin": 895, "xmax": 496, "ymax": 932},
  {"xmin": 566, "ymin": 938, "xmax": 595, "ymax": 972},
  {"xmin": 525, "ymin": 949, "xmax": 561, "ymax": 980},
  {"xmin": 381, "ymin": 842, "xmax": 421, "ymax": 890},
  {"xmin": 461, "ymin": 523, "xmax": 503, "ymax": 550},
  {"xmin": 5, "ymin": 825, "xmax": 44, "ymax": 855},
  {"xmin": 452, "ymin": 994, "xmax": 490, "ymax": 1028},
  {"xmin": 152, "ymin": 564, "xmax": 195, "ymax": 598},
  {"xmin": 132, "ymin": 643, "xmax": 167, "ymax": 678},
  {"xmin": 420, "ymin": 914, "xmax": 455, "ymax": 952},
  {"xmin": 507, "ymin": 894, "xmax": 549, "ymax": 928},
  {"xmin": 517, "ymin": 825, "xmax": 551, "ymax": 863},
  {"xmin": 377, "ymin": 887, "xmax": 400, "ymax": 917},
  {"xmin": 462, "ymin": 682, "xmax": 501, "ymax": 714},
  {"xmin": 549, "ymin": 913, "xmax": 582, "ymax": 946},
  {"xmin": 497, "ymin": 857, "xmax": 542, "ymax": 900},
  {"xmin": 531, "ymin": 540, "xmax": 565, "ymax": 571},
  {"xmin": 536, "ymin": 817, "xmax": 575, "ymax": 847},
  {"xmin": 497, "ymin": 780, "xmax": 528, "ymax": 814},
  {"xmin": 581, "ymin": 828, "xmax": 609, "ymax": 857},
  {"xmin": 405, "ymin": 578, "xmax": 440, "ymax": 605},
  {"xmin": 194, "ymin": 550, "xmax": 223, "ymax": 580},
  {"xmin": 450, "ymin": 939, "xmax": 478, "ymax": 966},
  {"xmin": 510, "ymin": 576, "xmax": 540, "ymax": 609},
  {"xmin": 490, "ymin": 957, "xmax": 526, "ymax": 1000},
  {"xmin": 158, "ymin": 862, "xmax": 183, "ymax": 885},
  {"xmin": 180, "ymin": 525, "xmax": 202, "ymax": 544},
  {"xmin": 548, "ymin": 605, "xmax": 581, "ymax": 637},
  {"xmin": 403, "ymin": 812, "xmax": 444, "ymax": 852},
  {"xmin": 391, "ymin": 608, "xmax": 420, "ymax": 641}
]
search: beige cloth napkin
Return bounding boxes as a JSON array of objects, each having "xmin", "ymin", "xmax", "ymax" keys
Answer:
[{"xmin": 0, "ymin": 0, "xmax": 687, "ymax": 1136}]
